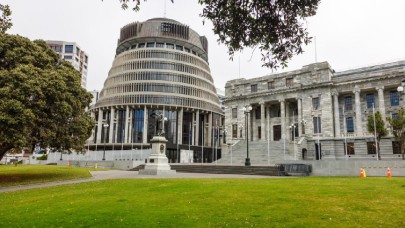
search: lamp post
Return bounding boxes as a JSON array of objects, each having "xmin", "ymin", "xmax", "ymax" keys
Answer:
[
  {"xmin": 242, "ymin": 105, "xmax": 252, "ymax": 166},
  {"xmin": 102, "ymin": 123, "xmax": 109, "ymax": 160}
]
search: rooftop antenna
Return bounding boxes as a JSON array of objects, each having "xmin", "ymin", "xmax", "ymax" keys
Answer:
[
  {"xmin": 314, "ymin": 36, "xmax": 318, "ymax": 63},
  {"xmin": 164, "ymin": 0, "xmax": 167, "ymax": 18}
]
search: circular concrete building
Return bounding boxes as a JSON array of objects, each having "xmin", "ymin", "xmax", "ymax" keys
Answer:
[{"xmin": 89, "ymin": 18, "xmax": 224, "ymax": 162}]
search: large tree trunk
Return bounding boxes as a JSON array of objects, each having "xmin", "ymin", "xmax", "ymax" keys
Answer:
[{"xmin": 0, "ymin": 144, "xmax": 13, "ymax": 161}]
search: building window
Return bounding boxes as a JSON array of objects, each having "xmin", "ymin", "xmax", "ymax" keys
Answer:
[
  {"xmin": 166, "ymin": 43, "xmax": 174, "ymax": 49},
  {"xmin": 84, "ymin": 55, "xmax": 88, "ymax": 63},
  {"xmin": 232, "ymin": 108, "xmax": 237, "ymax": 119},
  {"xmin": 175, "ymin": 45, "xmax": 183, "ymax": 51},
  {"xmin": 392, "ymin": 141, "xmax": 401, "ymax": 154},
  {"xmin": 251, "ymin": 84, "xmax": 257, "ymax": 93},
  {"xmin": 312, "ymin": 97, "xmax": 320, "ymax": 110},
  {"xmin": 138, "ymin": 43, "xmax": 145, "ymax": 48},
  {"xmin": 76, "ymin": 47, "xmax": 80, "ymax": 55},
  {"xmin": 392, "ymin": 113, "xmax": 398, "ymax": 119},
  {"xmin": 286, "ymin": 78, "xmax": 293, "ymax": 87},
  {"xmin": 367, "ymin": 142, "xmax": 376, "ymax": 154},
  {"xmin": 146, "ymin": 42, "xmax": 155, "ymax": 48},
  {"xmin": 258, "ymin": 126, "xmax": 261, "ymax": 139},
  {"xmin": 345, "ymin": 142, "xmax": 355, "ymax": 155},
  {"xmin": 390, "ymin": 91, "xmax": 400, "ymax": 106},
  {"xmin": 268, "ymin": 81, "xmax": 274, "ymax": 89},
  {"xmin": 232, "ymin": 124, "xmax": 237, "ymax": 138},
  {"xmin": 255, "ymin": 106, "xmax": 261, "ymax": 119},
  {"xmin": 63, "ymin": 55, "xmax": 73, "ymax": 60},
  {"xmin": 366, "ymin": 94, "xmax": 375, "ymax": 109},
  {"xmin": 313, "ymin": 116, "xmax": 321, "ymax": 134},
  {"xmin": 65, "ymin": 45, "xmax": 73, "ymax": 53},
  {"xmin": 156, "ymin": 43, "xmax": 164, "ymax": 48},
  {"xmin": 344, "ymin": 96, "xmax": 352, "ymax": 111},
  {"xmin": 346, "ymin": 117, "xmax": 354, "ymax": 132}
]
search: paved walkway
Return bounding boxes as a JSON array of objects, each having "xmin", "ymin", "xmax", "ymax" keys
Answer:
[{"xmin": 0, "ymin": 170, "xmax": 285, "ymax": 193}]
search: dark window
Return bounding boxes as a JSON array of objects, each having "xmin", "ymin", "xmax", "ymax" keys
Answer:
[
  {"xmin": 312, "ymin": 97, "xmax": 320, "ymax": 110},
  {"xmin": 346, "ymin": 117, "xmax": 354, "ymax": 132},
  {"xmin": 344, "ymin": 96, "xmax": 352, "ymax": 111},
  {"xmin": 390, "ymin": 91, "xmax": 400, "ymax": 106},
  {"xmin": 345, "ymin": 142, "xmax": 355, "ymax": 155},
  {"xmin": 166, "ymin": 43, "xmax": 174, "ymax": 49},
  {"xmin": 184, "ymin": 47, "xmax": 190, "ymax": 53},
  {"xmin": 146, "ymin": 42, "xmax": 155, "ymax": 48},
  {"xmin": 392, "ymin": 113, "xmax": 399, "ymax": 119},
  {"xmin": 138, "ymin": 43, "xmax": 145, "ymax": 48},
  {"xmin": 251, "ymin": 84, "xmax": 257, "ymax": 93},
  {"xmin": 255, "ymin": 106, "xmax": 261, "ymax": 119},
  {"xmin": 313, "ymin": 116, "xmax": 321, "ymax": 134},
  {"xmin": 84, "ymin": 55, "xmax": 88, "ymax": 63},
  {"xmin": 392, "ymin": 141, "xmax": 401, "ymax": 154},
  {"xmin": 232, "ymin": 124, "xmax": 237, "ymax": 138},
  {"xmin": 156, "ymin": 43, "xmax": 164, "ymax": 48},
  {"xmin": 258, "ymin": 126, "xmax": 261, "ymax": 139},
  {"xmin": 268, "ymin": 81, "xmax": 274, "ymax": 89},
  {"xmin": 273, "ymin": 125, "xmax": 281, "ymax": 141},
  {"xmin": 65, "ymin": 45, "xmax": 73, "ymax": 53},
  {"xmin": 366, "ymin": 94, "xmax": 375, "ymax": 109},
  {"xmin": 76, "ymin": 47, "xmax": 80, "ymax": 55},
  {"xmin": 64, "ymin": 55, "xmax": 73, "ymax": 60},
  {"xmin": 286, "ymin": 78, "xmax": 293, "ymax": 87},
  {"xmin": 232, "ymin": 108, "xmax": 237, "ymax": 119},
  {"xmin": 175, "ymin": 45, "xmax": 183, "ymax": 51},
  {"xmin": 367, "ymin": 142, "xmax": 376, "ymax": 154}
]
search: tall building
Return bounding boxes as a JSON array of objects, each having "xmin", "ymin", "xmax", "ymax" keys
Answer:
[
  {"xmin": 88, "ymin": 18, "xmax": 224, "ymax": 162},
  {"xmin": 46, "ymin": 40, "xmax": 89, "ymax": 88},
  {"xmin": 224, "ymin": 60, "xmax": 405, "ymax": 162}
]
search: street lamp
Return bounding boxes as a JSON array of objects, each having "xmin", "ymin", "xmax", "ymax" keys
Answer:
[
  {"xmin": 242, "ymin": 105, "xmax": 252, "ymax": 166},
  {"xmin": 397, "ymin": 78, "xmax": 405, "ymax": 101},
  {"xmin": 102, "ymin": 123, "xmax": 109, "ymax": 160}
]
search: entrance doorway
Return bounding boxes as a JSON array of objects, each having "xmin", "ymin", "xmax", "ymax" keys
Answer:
[
  {"xmin": 315, "ymin": 143, "xmax": 322, "ymax": 160},
  {"xmin": 273, "ymin": 125, "xmax": 281, "ymax": 141}
]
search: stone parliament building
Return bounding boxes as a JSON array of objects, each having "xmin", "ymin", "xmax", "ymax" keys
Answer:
[{"xmin": 223, "ymin": 60, "xmax": 405, "ymax": 162}]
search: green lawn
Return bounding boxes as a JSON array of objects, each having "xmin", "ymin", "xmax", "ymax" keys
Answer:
[
  {"xmin": 1, "ymin": 176, "xmax": 404, "ymax": 227},
  {"xmin": 0, "ymin": 165, "xmax": 92, "ymax": 187}
]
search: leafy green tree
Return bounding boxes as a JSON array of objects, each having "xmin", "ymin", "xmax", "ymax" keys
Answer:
[
  {"xmin": 0, "ymin": 33, "xmax": 95, "ymax": 160},
  {"xmin": 114, "ymin": 0, "xmax": 320, "ymax": 69},
  {"xmin": 366, "ymin": 111, "xmax": 387, "ymax": 160},
  {"xmin": 386, "ymin": 109, "xmax": 405, "ymax": 160},
  {"xmin": 0, "ymin": 4, "xmax": 12, "ymax": 33}
]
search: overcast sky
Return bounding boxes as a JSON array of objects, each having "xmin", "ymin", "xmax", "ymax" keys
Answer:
[{"xmin": 3, "ymin": 0, "xmax": 405, "ymax": 92}]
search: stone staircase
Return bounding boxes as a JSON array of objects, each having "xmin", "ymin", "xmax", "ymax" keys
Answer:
[
  {"xmin": 217, "ymin": 140, "xmax": 296, "ymax": 165},
  {"xmin": 131, "ymin": 164, "xmax": 283, "ymax": 176}
]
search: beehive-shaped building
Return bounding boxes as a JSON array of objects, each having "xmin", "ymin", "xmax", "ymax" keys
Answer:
[{"xmin": 89, "ymin": 18, "xmax": 223, "ymax": 162}]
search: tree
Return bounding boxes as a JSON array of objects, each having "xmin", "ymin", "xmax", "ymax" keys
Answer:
[
  {"xmin": 115, "ymin": 0, "xmax": 320, "ymax": 69},
  {"xmin": 0, "ymin": 4, "xmax": 12, "ymax": 33},
  {"xmin": 366, "ymin": 111, "xmax": 387, "ymax": 160},
  {"xmin": 0, "ymin": 33, "xmax": 95, "ymax": 160},
  {"xmin": 386, "ymin": 109, "xmax": 405, "ymax": 160}
]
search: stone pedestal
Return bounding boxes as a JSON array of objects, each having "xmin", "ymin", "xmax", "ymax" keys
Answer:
[{"xmin": 138, "ymin": 136, "xmax": 176, "ymax": 175}]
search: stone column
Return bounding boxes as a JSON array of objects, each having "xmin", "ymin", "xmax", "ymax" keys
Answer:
[
  {"xmin": 268, "ymin": 106, "xmax": 272, "ymax": 141},
  {"xmin": 297, "ymin": 98, "xmax": 302, "ymax": 137},
  {"xmin": 177, "ymin": 108, "xmax": 183, "ymax": 145},
  {"xmin": 143, "ymin": 106, "xmax": 148, "ymax": 144},
  {"xmin": 195, "ymin": 110, "xmax": 200, "ymax": 146},
  {"xmin": 252, "ymin": 108, "xmax": 256, "ymax": 141},
  {"xmin": 333, "ymin": 92, "xmax": 340, "ymax": 137},
  {"xmin": 261, "ymin": 103, "xmax": 266, "ymax": 141},
  {"xmin": 109, "ymin": 107, "xmax": 115, "ymax": 143},
  {"xmin": 280, "ymin": 100, "xmax": 285, "ymax": 140},
  {"xmin": 124, "ymin": 106, "xmax": 130, "ymax": 143},
  {"xmin": 285, "ymin": 101, "xmax": 290, "ymax": 140},
  {"xmin": 377, "ymin": 86, "xmax": 386, "ymax": 121},
  {"xmin": 354, "ymin": 87, "xmax": 362, "ymax": 135},
  {"xmin": 96, "ymin": 109, "xmax": 103, "ymax": 144}
]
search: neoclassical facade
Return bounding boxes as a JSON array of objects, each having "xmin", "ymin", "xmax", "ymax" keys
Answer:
[
  {"xmin": 224, "ymin": 60, "xmax": 405, "ymax": 160},
  {"xmin": 88, "ymin": 18, "xmax": 224, "ymax": 162}
]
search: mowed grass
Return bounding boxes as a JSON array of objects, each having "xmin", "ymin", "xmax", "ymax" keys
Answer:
[
  {"xmin": 1, "ymin": 176, "xmax": 404, "ymax": 227},
  {"xmin": 0, "ymin": 165, "xmax": 92, "ymax": 187}
]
